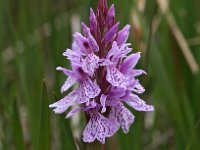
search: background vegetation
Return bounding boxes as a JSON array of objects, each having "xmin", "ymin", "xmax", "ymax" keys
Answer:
[{"xmin": 0, "ymin": 0, "xmax": 200, "ymax": 149}]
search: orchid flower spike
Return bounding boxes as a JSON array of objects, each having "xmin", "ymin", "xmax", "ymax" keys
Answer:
[{"xmin": 49, "ymin": 0, "xmax": 154, "ymax": 144}]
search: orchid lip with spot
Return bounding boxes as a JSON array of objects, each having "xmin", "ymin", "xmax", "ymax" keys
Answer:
[{"xmin": 49, "ymin": 0, "xmax": 154, "ymax": 144}]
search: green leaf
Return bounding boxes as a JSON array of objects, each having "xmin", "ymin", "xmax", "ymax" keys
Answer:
[
  {"xmin": 59, "ymin": 115, "xmax": 77, "ymax": 150},
  {"xmin": 11, "ymin": 98, "xmax": 25, "ymax": 150},
  {"xmin": 37, "ymin": 80, "xmax": 50, "ymax": 150}
]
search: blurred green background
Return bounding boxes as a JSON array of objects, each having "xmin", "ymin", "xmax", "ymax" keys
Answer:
[{"xmin": 0, "ymin": 0, "xmax": 200, "ymax": 149}]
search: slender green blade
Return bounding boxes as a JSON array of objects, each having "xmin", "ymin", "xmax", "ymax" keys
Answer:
[
  {"xmin": 37, "ymin": 80, "xmax": 50, "ymax": 150},
  {"xmin": 59, "ymin": 115, "xmax": 77, "ymax": 150},
  {"xmin": 11, "ymin": 98, "xmax": 25, "ymax": 150}
]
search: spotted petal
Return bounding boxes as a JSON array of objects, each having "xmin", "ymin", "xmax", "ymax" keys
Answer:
[
  {"xmin": 74, "ymin": 32, "xmax": 92, "ymax": 55},
  {"xmin": 61, "ymin": 77, "xmax": 76, "ymax": 93},
  {"xmin": 106, "ymin": 66, "xmax": 128, "ymax": 88},
  {"xmin": 49, "ymin": 90, "xmax": 79, "ymax": 114},
  {"xmin": 82, "ymin": 53, "xmax": 99, "ymax": 76},
  {"xmin": 83, "ymin": 113, "xmax": 117, "ymax": 144},
  {"xmin": 63, "ymin": 49, "xmax": 81, "ymax": 66},
  {"xmin": 82, "ymin": 78, "xmax": 101, "ymax": 99},
  {"xmin": 81, "ymin": 22, "xmax": 99, "ymax": 52},
  {"xmin": 99, "ymin": 58, "xmax": 113, "ymax": 66},
  {"xmin": 76, "ymin": 87, "xmax": 90, "ymax": 104},
  {"xmin": 133, "ymin": 79, "xmax": 145, "ymax": 94},
  {"xmin": 107, "ymin": 41, "xmax": 122, "ymax": 63},
  {"xmin": 109, "ymin": 103, "xmax": 134, "ymax": 133},
  {"xmin": 125, "ymin": 94, "xmax": 154, "ymax": 111}
]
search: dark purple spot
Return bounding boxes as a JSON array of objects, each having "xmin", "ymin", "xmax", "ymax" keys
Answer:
[
  {"xmin": 78, "ymin": 67, "xmax": 84, "ymax": 74},
  {"xmin": 83, "ymin": 42, "xmax": 89, "ymax": 49}
]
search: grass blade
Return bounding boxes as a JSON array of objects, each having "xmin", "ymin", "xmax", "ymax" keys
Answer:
[
  {"xmin": 11, "ymin": 98, "xmax": 25, "ymax": 150},
  {"xmin": 59, "ymin": 115, "xmax": 77, "ymax": 150},
  {"xmin": 37, "ymin": 80, "xmax": 50, "ymax": 150}
]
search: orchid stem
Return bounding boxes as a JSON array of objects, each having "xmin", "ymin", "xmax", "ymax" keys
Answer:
[
  {"xmin": 101, "ymin": 143, "xmax": 106, "ymax": 150},
  {"xmin": 87, "ymin": 141, "xmax": 105, "ymax": 150}
]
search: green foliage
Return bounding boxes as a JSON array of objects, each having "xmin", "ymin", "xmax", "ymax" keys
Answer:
[
  {"xmin": 37, "ymin": 81, "xmax": 50, "ymax": 150},
  {"xmin": 0, "ymin": 0, "xmax": 200, "ymax": 149},
  {"xmin": 59, "ymin": 114, "xmax": 77, "ymax": 150},
  {"xmin": 12, "ymin": 98, "xmax": 25, "ymax": 150}
]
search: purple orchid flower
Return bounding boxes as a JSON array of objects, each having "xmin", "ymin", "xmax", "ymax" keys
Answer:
[{"xmin": 49, "ymin": 0, "xmax": 154, "ymax": 144}]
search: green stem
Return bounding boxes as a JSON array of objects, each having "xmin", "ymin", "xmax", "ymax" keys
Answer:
[{"xmin": 87, "ymin": 141, "xmax": 105, "ymax": 150}]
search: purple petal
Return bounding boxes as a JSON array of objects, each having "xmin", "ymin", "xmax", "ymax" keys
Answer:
[
  {"xmin": 56, "ymin": 66, "xmax": 72, "ymax": 76},
  {"xmin": 106, "ymin": 42, "xmax": 131, "ymax": 64},
  {"xmin": 49, "ymin": 90, "xmax": 79, "ymax": 114},
  {"xmin": 88, "ymin": 34, "xmax": 99, "ymax": 52},
  {"xmin": 104, "ymin": 22, "xmax": 119, "ymax": 44},
  {"xmin": 106, "ymin": 4, "xmax": 115, "ymax": 28},
  {"xmin": 132, "ymin": 79, "xmax": 145, "ymax": 94},
  {"xmin": 90, "ymin": 100, "xmax": 98, "ymax": 108},
  {"xmin": 63, "ymin": 49, "xmax": 81, "ymax": 66},
  {"xmin": 81, "ymin": 22, "xmax": 90, "ymax": 36},
  {"xmin": 82, "ymin": 78, "xmax": 101, "ymax": 99},
  {"xmin": 72, "ymin": 42, "xmax": 82, "ymax": 54},
  {"xmin": 120, "ymin": 52, "xmax": 141, "ymax": 74},
  {"xmin": 100, "ymin": 94, "xmax": 107, "ymax": 113},
  {"xmin": 106, "ymin": 66, "xmax": 128, "ymax": 88},
  {"xmin": 108, "ymin": 88, "xmax": 126, "ymax": 99},
  {"xmin": 65, "ymin": 107, "xmax": 82, "ymax": 119},
  {"xmin": 132, "ymin": 69, "xmax": 147, "ymax": 77},
  {"xmin": 76, "ymin": 87, "xmax": 90, "ymax": 104},
  {"xmin": 83, "ymin": 100, "xmax": 98, "ymax": 111},
  {"xmin": 109, "ymin": 103, "xmax": 134, "ymax": 133},
  {"xmin": 89, "ymin": 8, "xmax": 97, "ymax": 33},
  {"xmin": 120, "ymin": 43, "xmax": 132, "ymax": 56},
  {"xmin": 117, "ymin": 25, "xmax": 131, "ymax": 46},
  {"xmin": 81, "ymin": 22, "xmax": 99, "ymax": 52},
  {"xmin": 107, "ymin": 41, "xmax": 121, "ymax": 62},
  {"xmin": 125, "ymin": 74, "xmax": 137, "ymax": 88},
  {"xmin": 57, "ymin": 66, "xmax": 82, "ymax": 80},
  {"xmin": 61, "ymin": 77, "xmax": 76, "ymax": 93},
  {"xmin": 125, "ymin": 94, "xmax": 154, "ymax": 111},
  {"xmin": 99, "ymin": 58, "xmax": 113, "ymax": 66},
  {"xmin": 83, "ymin": 113, "xmax": 117, "ymax": 144},
  {"xmin": 82, "ymin": 53, "xmax": 99, "ymax": 76},
  {"xmin": 71, "ymin": 65, "xmax": 86, "ymax": 80},
  {"xmin": 74, "ymin": 32, "xmax": 92, "ymax": 55},
  {"xmin": 107, "ymin": 41, "xmax": 118, "ymax": 58},
  {"xmin": 63, "ymin": 49, "xmax": 81, "ymax": 60}
]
